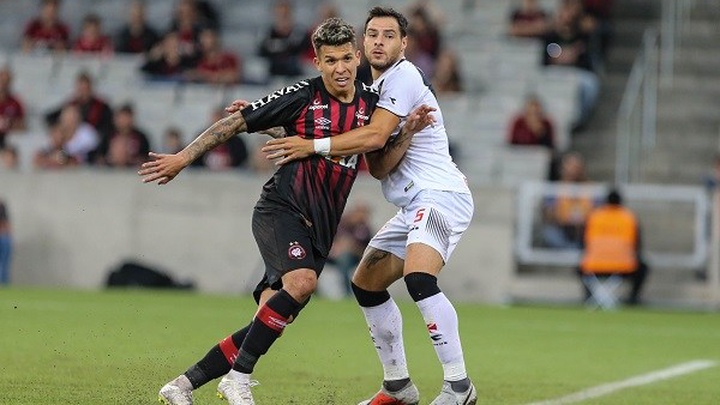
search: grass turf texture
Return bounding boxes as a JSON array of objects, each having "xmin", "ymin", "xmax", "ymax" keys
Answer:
[{"xmin": 1, "ymin": 287, "xmax": 719, "ymax": 404}]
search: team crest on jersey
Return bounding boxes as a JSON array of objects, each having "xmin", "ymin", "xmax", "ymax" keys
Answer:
[{"xmin": 288, "ymin": 241, "xmax": 307, "ymax": 260}]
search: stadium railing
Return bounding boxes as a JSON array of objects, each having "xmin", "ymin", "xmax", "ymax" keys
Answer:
[{"xmin": 514, "ymin": 181, "xmax": 710, "ymax": 271}]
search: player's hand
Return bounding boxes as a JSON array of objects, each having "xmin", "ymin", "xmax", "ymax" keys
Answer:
[
  {"xmin": 138, "ymin": 152, "xmax": 189, "ymax": 185},
  {"xmin": 404, "ymin": 104, "xmax": 436, "ymax": 135},
  {"xmin": 225, "ymin": 99, "xmax": 250, "ymax": 114},
  {"xmin": 261, "ymin": 136, "xmax": 314, "ymax": 166}
]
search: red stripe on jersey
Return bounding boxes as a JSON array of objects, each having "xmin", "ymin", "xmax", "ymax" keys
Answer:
[
  {"xmin": 316, "ymin": 157, "xmax": 328, "ymax": 190},
  {"xmin": 256, "ymin": 304, "xmax": 289, "ymax": 333},
  {"xmin": 218, "ymin": 335, "xmax": 239, "ymax": 364}
]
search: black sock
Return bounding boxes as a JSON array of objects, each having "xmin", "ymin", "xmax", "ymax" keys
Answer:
[
  {"xmin": 449, "ymin": 377, "xmax": 471, "ymax": 392},
  {"xmin": 233, "ymin": 289, "xmax": 301, "ymax": 374},
  {"xmin": 184, "ymin": 323, "xmax": 251, "ymax": 389},
  {"xmin": 384, "ymin": 377, "xmax": 411, "ymax": 392}
]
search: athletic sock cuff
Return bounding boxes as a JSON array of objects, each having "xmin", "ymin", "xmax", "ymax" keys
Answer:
[
  {"xmin": 351, "ymin": 282, "xmax": 391, "ymax": 307},
  {"xmin": 404, "ymin": 272, "xmax": 441, "ymax": 302}
]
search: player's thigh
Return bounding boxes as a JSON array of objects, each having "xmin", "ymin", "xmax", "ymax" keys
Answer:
[
  {"xmin": 252, "ymin": 208, "xmax": 323, "ymax": 301},
  {"xmin": 403, "ymin": 190, "xmax": 473, "ymax": 276},
  {"xmin": 353, "ymin": 247, "xmax": 404, "ymax": 291}
]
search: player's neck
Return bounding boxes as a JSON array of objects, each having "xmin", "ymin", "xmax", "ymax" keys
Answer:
[{"xmin": 330, "ymin": 88, "xmax": 356, "ymax": 103}]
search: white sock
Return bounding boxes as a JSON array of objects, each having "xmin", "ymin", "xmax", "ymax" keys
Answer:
[
  {"xmin": 172, "ymin": 375, "xmax": 193, "ymax": 391},
  {"xmin": 225, "ymin": 369, "xmax": 251, "ymax": 382},
  {"xmin": 360, "ymin": 297, "xmax": 410, "ymax": 381},
  {"xmin": 415, "ymin": 292, "xmax": 467, "ymax": 381}
]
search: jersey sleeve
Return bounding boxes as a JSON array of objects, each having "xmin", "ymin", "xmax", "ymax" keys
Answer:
[
  {"xmin": 241, "ymin": 79, "xmax": 312, "ymax": 133},
  {"xmin": 375, "ymin": 64, "xmax": 423, "ymax": 118}
]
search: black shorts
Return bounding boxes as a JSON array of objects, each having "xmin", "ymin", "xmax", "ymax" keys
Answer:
[{"xmin": 251, "ymin": 207, "xmax": 326, "ymax": 303}]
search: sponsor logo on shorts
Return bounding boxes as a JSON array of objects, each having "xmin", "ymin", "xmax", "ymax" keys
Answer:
[{"xmin": 288, "ymin": 241, "xmax": 307, "ymax": 260}]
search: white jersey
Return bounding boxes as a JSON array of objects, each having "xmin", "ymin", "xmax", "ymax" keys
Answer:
[{"xmin": 373, "ymin": 59, "xmax": 470, "ymax": 207}]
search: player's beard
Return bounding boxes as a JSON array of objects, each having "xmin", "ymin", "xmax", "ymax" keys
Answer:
[{"xmin": 369, "ymin": 54, "xmax": 400, "ymax": 73}]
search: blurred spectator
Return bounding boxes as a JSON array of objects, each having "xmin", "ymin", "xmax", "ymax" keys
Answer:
[
  {"xmin": 45, "ymin": 71, "xmax": 114, "ymax": 146},
  {"xmin": 408, "ymin": 5, "xmax": 442, "ymax": 60},
  {"xmin": 508, "ymin": 95, "xmax": 558, "ymax": 179},
  {"xmin": 704, "ymin": 153, "xmax": 720, "ymax": 191},
  {"xmin": 53, "ymin": 104, "xmax": 99, "ymax": 163},
  {"xmin": 161, "ymin": 127, "xmax": 185, "ymax": 154},
  {"xmin": 35, "ymin": 105, "xmax": 99, "ymax": 168},
  {"xmin": 578, "ymin": 188, "xmax": 649, "ymax": 306},
  {"xmin": 405, "ymin": 31, "xmax": 434, "ymax": 79},
  {"xmin": 0, "ymin": 199, "xmax": 10, "ymax": 285},
  {"xmin": 300, "ymin": 1, "xmax": 340, "ymax": 64},
  {"xmin": 582, "ymin": 0, "xmax": 614, "ymax": 57},
  {"xmin": 72, "ymin": 13, "xmax": 114, "ymax": 55},
  {"xmin": 0, "ymin": 67, "xmax": 27, "ymax": 149},
  {"xmin": 190, "ymin": 106, "xmax": 249, "ymax": 170},
  {"xmin": 508, "ymin": 0, "xmax": 551, "ymax": 39},
  {"xmin": 196, "ymin": 0, "xmax": 221, "ymax": 31},
  {"xmin": 0, "ymin": 146, "xmax": 19, "ymax": 171},
  {"xmin": 328, "ymin": 202, "xmax": 373, "ymax": 296},
  {"xmin": 34, "ymin": 124, "xmax": 77, "ymax": 169},
  {"xmin": 141, "ymin": 32, "xmax": 198, "ymax": 82},
  {"xmin": 543, "ymin": 1, "xmax": 599, "ymax": 131},
  {"xmin": 541, "ymin": 152, "xmax": 596, "ymax": 249},
  {"xmin": 22, "ymin": 0, "xmax": 70, "ymax": 53},
  {"xmin": 115, "ymin": 0, "xmax": 161, "ymax": 54},
  {"xmin": 258, "ymin": 0, "xmax": 307, "ymax": 77},
  {"xmin": 432, "ymin": 49, "xmax": 463, "ymax": 94},
  {"xmin": 168, "ymin": 0, "xmax": 205, "ymax": 60},
  {"xmin": 95, "ymin": 103, "xmax": 150, "ymax": 167},
  {"xmin": 185, "ymin": 28, "xmax": 242, "ymax": 85}
]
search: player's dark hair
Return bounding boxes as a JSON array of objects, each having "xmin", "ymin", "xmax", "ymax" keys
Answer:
[
  {"xmin": 311, "ymin": 17, "xmax": 356, "ymax": 55},
  {"xmin": 364, "ymin": 6, "xmax": 409, "ymax": 37}
]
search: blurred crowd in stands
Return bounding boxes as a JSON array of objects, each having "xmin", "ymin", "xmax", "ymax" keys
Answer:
[{"xmin": 0, "ymin": 0, "xmax": 615, "ymax": 178}]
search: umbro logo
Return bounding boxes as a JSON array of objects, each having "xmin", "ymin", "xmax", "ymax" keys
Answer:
[{"xmin": 315, "ymin": 117, "xmax": 332, "ymax": 127}]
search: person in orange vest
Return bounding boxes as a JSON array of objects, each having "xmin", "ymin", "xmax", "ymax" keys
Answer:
[{"xmin": 578, "ymin": 189, "xmax": 649, "ymax": 305}]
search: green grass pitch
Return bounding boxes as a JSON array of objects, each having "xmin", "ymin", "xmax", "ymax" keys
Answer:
[{"xmin": 1, "ymin": 287, "xmax": 719, "ymax": 404}]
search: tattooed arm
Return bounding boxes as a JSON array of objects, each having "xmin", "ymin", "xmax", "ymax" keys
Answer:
[
  {"xmin": 138, "ymin": 111, "xmax": 248, "ymax": 184},
  {"xmin": 364, "ymin": 105, "xmax": 437, "ymax": 180}
]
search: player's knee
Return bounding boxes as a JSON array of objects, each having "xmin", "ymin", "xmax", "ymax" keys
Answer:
[
  {"xmin": 351, "ymin": 282, "xmax": 390, "ymax": 307},
  {"xmin": 404, "ymin": 272, "xmax": 441, "ymax": 302},
  {"xmin": 283, "ymin": 270, "xmax": 318, "ymax": 301}
]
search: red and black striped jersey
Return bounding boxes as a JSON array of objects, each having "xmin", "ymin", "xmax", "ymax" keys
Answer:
[{"xmin": 241, "ymin": 77, "xmax": 378, "ymax": 256}]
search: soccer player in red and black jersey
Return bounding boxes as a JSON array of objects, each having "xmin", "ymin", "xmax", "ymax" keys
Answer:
[{"xmin": 140, "ymin": 17, "xmax": 433, "ymax": 405}]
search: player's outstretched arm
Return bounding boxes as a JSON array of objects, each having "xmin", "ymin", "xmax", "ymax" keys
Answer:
[
  {"xmin": 138, "ymin": 110, "xmax": 248, "ymax": 184},
  {"xmin": 261, "ymin": 104, "xmax": 435, "ymax": 166},
  {"xmin": 226, "ymin": 99, "xmax": 286, "ymax": 139},
  {"xmin": 365, "ymin": 104, "xmax": 436, "ymax": 179}
]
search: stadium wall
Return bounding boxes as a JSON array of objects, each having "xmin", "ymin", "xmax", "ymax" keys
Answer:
[{"xmin": 0, "ymin": 170, "xmax": 515, "ymax": 304}]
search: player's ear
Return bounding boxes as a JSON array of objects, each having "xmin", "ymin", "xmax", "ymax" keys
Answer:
[
  {"xmin": 400, "ymin": 36, "xmax": 408, "ymax": 53},
  {"xmin": 313, "ymin": 56, "xmax": 322, "ymax": 72}
]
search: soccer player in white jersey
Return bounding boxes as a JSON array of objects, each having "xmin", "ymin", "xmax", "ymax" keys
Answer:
[{"xmin": 262, "ymin": 6, "xmax": 477, "ymax": 405}]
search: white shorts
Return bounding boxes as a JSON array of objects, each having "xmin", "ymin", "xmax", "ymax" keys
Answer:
[{"xmin": 368, "ymin": 189, "xmax": 474, "ymax": 264}]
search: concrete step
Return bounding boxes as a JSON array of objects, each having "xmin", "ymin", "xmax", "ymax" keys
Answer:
[{"xmin": 510, "ymin": 270, "xmax": 715, "ymax": 308}]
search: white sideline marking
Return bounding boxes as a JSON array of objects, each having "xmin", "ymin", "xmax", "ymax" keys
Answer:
[{"xmin": 526, "ymin": 360, "xmax": 717, "ymax": 405}]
